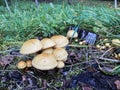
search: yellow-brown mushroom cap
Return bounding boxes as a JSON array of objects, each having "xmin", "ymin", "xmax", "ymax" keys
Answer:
[
  {"xmin": 57, "ymin": 61, "xmax": 65, "ymax": 68},
  {"xmin": 42, "ymin": 48, "xmax": 54, "ymax": 54},
  {"xmin": 67, "ymin": 30, "xmax": 78, "ymax": 38},
  {"xmin": 112, "ymin": 39, "xmax": 120, "ymax": 47},
  {"xmin": 51, "ymin": 35, "xmax": 69, "ymax": 48},
  {"xmin": 53, "ymin": 48, "xmax": 68, "ymax": 61},
  {"xmin": 41, "ymin": 38, "xmax": 56, "ymax": 49},
  {"xmin": 32, "ymin": 53, "xmax": 58, "ymax": 70},
  {"xmin": 17, "ymin": 61, "xmax": 26, "ymax": 69},
  {"xmin": 26, "ymin": 60, "xmax": 32, "ymax": 67},
  {"xmin": 20, "ymin": 39, "xmax": 43, "ymax": 54}
]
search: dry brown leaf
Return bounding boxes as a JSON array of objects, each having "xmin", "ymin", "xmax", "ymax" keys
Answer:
[
  {"xmin": 82, "ymin": 84, "xmax": 92, "ymax": 90},
  {"xmin": 114, "ymin": 80, "xmax": 120, "ymax": 90},
  {"xmin": 0, "ymin": 55, "xmax": 14, "ymax": 66}
]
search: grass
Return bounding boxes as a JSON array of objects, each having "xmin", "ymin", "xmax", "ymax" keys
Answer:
[
  {"xmin": 0, "ymin": 1, "xmax": 120, "ymax": 89},
  {"xmin": 0, "ymin": 0, "xmax": 120, "ymax": 50}
]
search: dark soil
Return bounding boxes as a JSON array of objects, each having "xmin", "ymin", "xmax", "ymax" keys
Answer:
[{"xmin": 0, "ymin": 45, "xmax": 120, "ymax": 90}]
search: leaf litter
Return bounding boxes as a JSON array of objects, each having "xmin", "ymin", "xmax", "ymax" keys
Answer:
[{"xmin": 0, "ymin": 38, "xmax": 120, "ymax": 90}]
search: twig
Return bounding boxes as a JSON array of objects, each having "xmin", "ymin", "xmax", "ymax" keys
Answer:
[
  {"xmin": 4, "ymin": 0, "xmax": 11, "ymax": 13},
  {"xmin": 0, "ymin": 69, "xmax": 18, "ymax": 71},
  {"xmin": 97, "ymin": 57, "xmax": 120, "ymax": 63},
  {"xmin": 35, "ymin": 0, "xmax": 39, "ymax": 8},
  {"xmin": 65, "ymin": 60, "xmax": 112, "ymax": 69},
  {"xmin": 107, "ymin": 80, "xmax": 113, "ymax": 89},
  {"xmin": 68, "ymin": 44, "xmax": 88, "ymax": 48},
  {"xmin": 100, "ymin": 47, "xmax": 115, "ymax": 58},
  {"xmin": 114, "ymin": 0, "xmax": 118, "ymax": 8},
  {"xmin": 47, "ymin": 82, "xmax": 58, "ymax": 90}
]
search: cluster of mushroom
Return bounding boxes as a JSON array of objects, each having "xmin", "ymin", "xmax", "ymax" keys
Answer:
[
  {"xmin": 19, "ymin": 35, "xmax": 69, "ymax": 70},
  {"xmin": 17, "ymin": 60, "xmax": 32, "ymax": 69}
]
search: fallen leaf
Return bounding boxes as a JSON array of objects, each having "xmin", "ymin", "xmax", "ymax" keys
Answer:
[
  {"xmin": 114, "ymin": 80, "xmax": 120, "ymax": 90},
  {"xmin": 82, "ymin": 84, "xmax": 92, "ymax": 90},
  {"xmin": 0, "ymin": 55, "xmax": 14, "ymax": 66}
]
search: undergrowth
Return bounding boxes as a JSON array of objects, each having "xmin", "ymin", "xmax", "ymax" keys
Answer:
[
  {"xmin": 0, "ymin": 1, "xmax": 120, "ymax": 89},
  {"xmin": 0, "ymin": 0, "xmax": 120, "ymax": 50}
]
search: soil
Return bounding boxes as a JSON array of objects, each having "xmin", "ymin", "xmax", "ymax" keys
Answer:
[{"xmin": 0, "ymin": 42, "xmax": 120, "ymax": 90}]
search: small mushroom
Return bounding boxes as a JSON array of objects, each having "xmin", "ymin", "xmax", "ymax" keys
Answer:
[
  {"xmin": 118, "ymin": 53, "xmax": 120, "ymax": 57},
  {"xmin": 32, "ymin": 53, "xmax": 58, "ymax": 70},
  {"xmin": 26, "ymin": 60, "xmax": 32, "ymax": 67},
  {"xmin": 51, "ymin": 35, "xmax": 69, "ymax": 48},
  {"xmin": 96, "ymin": 44, "xmax": 101, "ymax": 49},
  {"xmin": 114, "ymin": 53, "xmax": 120, "ymax": 60},
  {"xmin": 41, "ymin": 38, "xmax": 56, "ymax": 49},
  {"xmin": 82, "ymin": 40, "xmax": 87, "ymax": 44},
  {"xmin": 103, "ymin": 38, "xmax": 108, "ymax": 42},
  {"xmin": 42, "ymin": 48, "xmax": 54, "ymax": 54},
  {"xmin": 67, "ymin": 30, "xmax": 78, "ymax": 38},
  {"xmin": 53, "ymin": 48, "xmax": 68, "ymax": 61},
  {"xmin": 20, "ymin": 39, "xmax": 43, "ymax": 54},
  {"xmin": 112, "ymin": 39, "xmax": 120, "ymax": 47},
  {"xmin": 57, "ymin": 61, "xmax": 65, "ymax": 68},
  {"xmin": 100, "ymin": 46, "xmax": 106, "ymax": 50},
  {"xmin": 79, "ymin": 41, "xmax": 83, "ymax": 45},
  {"xmin": 75, "ymin": 39, "xmax": 79, "ymax": 42},
  {"xmin": 105, "ymin": 43, "xmax": 111, "ymax": 48},
  {"xmin": 79, "ymin": 40, "xmax": 86, "ymax": 45},
  {"xmin": 17, "ymin": 61, "xmax": 26, "ymax": 69}
]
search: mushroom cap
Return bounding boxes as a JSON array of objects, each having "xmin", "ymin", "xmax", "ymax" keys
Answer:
[
  {"xmin": 51, "ymin": 35, "xmax": 69, "ymax": 48},
  {"xmin": 32, "ymin": 53, "xmax": 58, "ymax": 70},
  {"xmin": 53, "ymin": 48, "xmax": 68, "ymax": 61},
  {"xmin": 118, "ymin": 53, "xmax": 120, "ymax": 57},
  {"xmin": 112, "ymin": 39, "xmax": 120, "ymax": 47},
  {"xmin": 20, "ymin": 39, "xmax": 43, "ymax": 54},
  {"xmin": 67, "ymin": 30, "xmax": 78, "ymax": 38},
  {"xmin": 41, "ymin": 38, "xmax": 56, "ymax": 49},
  {"xmin": 62, "ymin": 57, "xmax": 68, "ymax": 62},
  {"xmin": 17, "ymin": 61, "xmax": 26, "ymax": 69},
  {"xmin": 42, "ymin": 48, "xmax": 54, "ymax": 54},
  {"xmin": 26, "ymin": 60, "xmax": 32, "ymax": 67},
  {"xmin": 57, "ymin": 61, "xmax": 65, "ymax": 68}
]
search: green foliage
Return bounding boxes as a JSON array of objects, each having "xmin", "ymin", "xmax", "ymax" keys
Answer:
[
  {"xmin": 0, "ymin": 0, "xmax": 5, "ymax": 6},
  {"xmin": 112, "ymin": 65, "xmax": 120, "ymax": 75},
  {"xmin": 0, "ymin": 0, "xmax": 120, "ymax": 44}
]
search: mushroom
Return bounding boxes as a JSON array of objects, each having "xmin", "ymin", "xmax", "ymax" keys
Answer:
[
  {"xmin": 26, "ymin": 60, "xmax": 32, "ymax": 67},
  {"xmin": 100, "ymin": 46, "xmax": 106, "ymax": 50},
  {"xmin": 41, "ymin": 38, "xmax": 56, "ymax": 49},
  {"xmin": 32, "ymin": 53, "xmax": 58, "ymax": 70},
  {"xmin": 118, "ymin": 53, "xmax": 120, "ymax": 58},
  {"xmin": 112, "ymin": 39, "xmax": 120, "ymax": 47},
  {"xmin": 105, "ymin": 43, "xmax": 111, "ymax": 48},
  {"xmin": 114, "ymin": 53, "xmax": 120, "ymax": 60},
  {"xmin": 53, "ymin": 48, "xmax": 68, "ymax": 62},
  {"xmin": 42, "ymin": 48, "xmax": 54, "ymax": 54},
  {"xmin": 79, "ymin": 40, "xmax": 86, "ymax": 45},
  {"xmin": 96, "ymin": 44, "xmax": 101, "ymax": 49},
  {"xmin": 75, "ymin": 39, "xmax": 79, "ymax": 42},
  {"xmin": 57, "ymin": 61, "xmax": 65, "ymax": 69},
  {"xmin": 51, "ymin": 35, "xmax": 69, "ymax": 48},
  {"xmin": 17, "ymin": 61, "xmax": 26, "ymax": 69},
  {"xmin": 20, "ymin": 39, "xmax": 43, "ymax": 54},
  {"xmin": 67, "ymin": 30, "xmax": 78, "ymax": 38}
]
